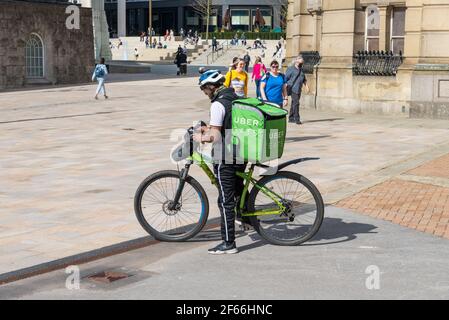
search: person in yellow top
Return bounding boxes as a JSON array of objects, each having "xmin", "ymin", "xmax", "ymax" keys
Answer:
[{"xmin": 224, "ymin": 58, "xmax": 248, "ymax": 98}]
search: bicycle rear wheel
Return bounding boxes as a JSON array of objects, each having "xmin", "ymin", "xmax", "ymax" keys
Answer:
[
  {"xmin": 247, "ymin": 171, "xmax": 324, "ymax": 246},
  {"xmin": 134, "ymin": 170, "xmax": 209, "ymax": 242}
]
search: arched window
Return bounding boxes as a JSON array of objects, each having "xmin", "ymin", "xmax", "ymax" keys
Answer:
[
  {"xmin": 26, "ymin": 34, "xmax": 44, "ymax": 78},
  {"xmin": 365, "ymin": 5, "xmax": 380, "ymax": 51}
]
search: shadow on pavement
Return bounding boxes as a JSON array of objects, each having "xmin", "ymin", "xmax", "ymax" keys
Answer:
[
  {"xmin": 303, "ymin": 118, "xmax": 345, "ymax": 124},
  {"xmin": 304, "ymin": 217, "xmax": 378, "ymax": 246},
  {"xmin": 189, "ymin": 214, "xmax": 378, "ymax": 251},
  {"xmin": 285, "ymin": 135, "xmax": 331, "ymax": 143}
]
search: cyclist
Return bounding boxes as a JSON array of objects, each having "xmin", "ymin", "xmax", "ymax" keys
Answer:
[{"xmin": 193, "ymin": 69, "xmax": 246, "ymax": 255}]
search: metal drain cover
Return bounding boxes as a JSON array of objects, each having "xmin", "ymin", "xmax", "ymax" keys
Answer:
[{"xmin": 87, "ymin": 271, "xmax": 130, "ymax": 284}]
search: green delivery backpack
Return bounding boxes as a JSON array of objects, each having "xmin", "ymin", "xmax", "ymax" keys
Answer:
[{"xmin": 231, "ymin": 98, "xmax": 288, "ymax": 163}]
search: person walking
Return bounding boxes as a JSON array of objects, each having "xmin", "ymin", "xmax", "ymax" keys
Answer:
[
  {"xmin": 134, "ymin": 48, "xmax": 139, "ymax": 60},
  {"xmin": 175, "ymin": 47, "xmax": 187, "ymax": 76},
  {"xmin": 243, "ymin": 51, "xmax": 251, "ymax": 73},
  {"xmin": 145, "ymin": 35, "xmax": 149, "ymax": 48},
  {"xmin": 212, "ymin": 36, "xmax": 218, "ymax": 52},
  {"xmin": 260, "ymin": 60, "xmax": 288, "ymax": 108},
  {"xmin": 224, "ymin": 58, "xmax": 248, "ymax": 98},
  {"xmin": 92, "ymin": 57, "xmax": 108, "ymax": 100},
  {"xmin": 251, "ymin": 56, "xmax": 267, "ymax": 99},
  {"xmin": 285, "ymin": 55, "xmax": 309, "ymax": 124}
]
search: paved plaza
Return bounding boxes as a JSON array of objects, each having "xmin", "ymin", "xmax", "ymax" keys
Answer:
[{"xmin": 1, "ymin": 72, "xmax": 449, "ymax": 298}]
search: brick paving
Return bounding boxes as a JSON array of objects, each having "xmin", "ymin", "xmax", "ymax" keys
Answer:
[
  {"xmin": 337, "ymin": 169, "xmax": 449, "ymax": 239},
  {"xmin": 407, "ymin": 153, "xmax": 449, "ymax": 179}
]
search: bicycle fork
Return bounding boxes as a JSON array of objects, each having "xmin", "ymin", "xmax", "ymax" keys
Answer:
[{"xmin": 168, "ymin": 161, "xmax": 192, "ymax": 211}]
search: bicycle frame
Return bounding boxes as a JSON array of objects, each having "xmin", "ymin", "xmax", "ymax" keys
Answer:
[{"xmin": 185, "ymin": 152, "xmax": 287, "ymax": 217}]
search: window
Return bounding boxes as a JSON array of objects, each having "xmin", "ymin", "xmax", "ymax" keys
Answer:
[
  {"xmin": 185, "ymin": 9, "xmax": 200, "ymax": 26},
  {"xmin": 202, "ymin": 8, "xmax": 218, "ymax": 26},
  {"xmin": 365, "ymin": 5, "xmax": 380, "ymax": 51},
  {"xmin": 391, "ymin": 7, "xmax": 406, "ymax": 54},
  {"xmin": 25, "ymin": 34, "xmax": 44, "ymax": 78},
  {"xmin": 231, "ymin": 9, "xmax": 250, "ymax": 31},
  {"xmin": 251, "ymin": 8, "xmax": 272, "ymax": 30}
]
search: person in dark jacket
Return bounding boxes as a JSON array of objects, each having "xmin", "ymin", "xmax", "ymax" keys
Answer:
[
  {"xmin": 212, "ymin": 36, "xmax": 218, "ymax": 52},
  {"xmin": 243, "ymin": 51, "xmax": 251, "ymax": 73},
  {"xmin": 285, "ymin": 55, "xmax": 310, "ymax": 124},
  {"xmin": 175, "ymin": 47, "xmax": 187, "ymax": 76}
]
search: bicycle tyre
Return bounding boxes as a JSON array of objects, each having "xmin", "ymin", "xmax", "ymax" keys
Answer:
[
  {"xmin": 247, "ymin": 171, "xmax": 324, "ymax": 246},
  {"xmin": 134, "ymin": 170, "xmax": 209, "ymax": 242}
]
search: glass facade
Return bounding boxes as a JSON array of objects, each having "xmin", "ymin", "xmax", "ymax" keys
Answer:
[{"xmin": 104, "ymin": 1, "xmax": 282, "ymax": 36}]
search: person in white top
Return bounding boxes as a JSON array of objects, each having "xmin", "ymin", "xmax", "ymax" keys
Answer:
[{"xmin": 92, "ymin": 57, "xmax": 108, "ymax": 100}]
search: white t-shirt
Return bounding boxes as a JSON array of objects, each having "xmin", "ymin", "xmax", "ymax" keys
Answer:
[{"xmin": 209, "ymin": 101, "xmax": 225, "ymax": 127}]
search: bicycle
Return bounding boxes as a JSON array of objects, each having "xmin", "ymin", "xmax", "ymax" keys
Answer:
[{"xmin": 134, "ymin": 123, "xmax": 324, "ymax": 246}]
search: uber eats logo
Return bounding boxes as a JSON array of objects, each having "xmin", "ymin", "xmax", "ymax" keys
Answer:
[{"xmin": 233, "ymin": 117, "xmax": 260, "ymax": 127}]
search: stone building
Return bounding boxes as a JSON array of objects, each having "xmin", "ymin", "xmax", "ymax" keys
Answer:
[
  {"xmin": 286, "ymin": 0, "xmax": 449, "ymax": 118},
  {"xmin": 0, "ymin": 0, "xmax": 95, "ymax": 89}
]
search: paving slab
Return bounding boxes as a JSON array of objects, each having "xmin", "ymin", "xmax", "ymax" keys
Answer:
[
  {"xmin": 0, "ymin": 206, "xmax": 448, "ymax": 300},
  {"xmin": 1, "ymin": 72, "xmax": 449, "ymax": 276}
]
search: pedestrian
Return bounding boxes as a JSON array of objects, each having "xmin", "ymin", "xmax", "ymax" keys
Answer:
[
  {"xmin": 92, "ymin": 57, "xmax": 108, "ymax": 100},
  {"xmin": 180, "ymin": 27, "xmax": 185, "ymax": 39},
  {"xmin": 117, "ymin": 38, "xmax": 123, "ymax": 49},
  {"xmin": 170, "ymin": 29, "xmax": 174, "ymax": 41},
  {"xmin": 178, "ymin": 50, "xmax": 188, "ymax": 75},
  {"xmin": 175, "ymin": 47, "xmax": 186, "ymax": 76},
  {"xmin": 251, "ymin": 56, "xmax": 267, "ymax": 99},
  {"xmin": 145, "ymin": 36, "xmax": 149, "ymax": 48},
  {"xmin": 285, "ymin": 55, "xmax": 310, "ymax": 124},
  {"xmin": 164, "ymin": 29, "xmax": 169, "ymax": 41},
  {"xmin": 228, "ymin": 56, "xmax": 239, "ymax": 72},
  {"xmin": 134, "ymin": 48, "xmax": 139, "ymax": 60},
  {"xmin": 224, "ymin": 58, "xmax": 248, "ymax": 98},
  {"xmin": 243, "ymin": 51, "xmax": 251, "ymax": 73},
  {"xmin": 273, "ymin": 44, "xmax": 280, "ymax": 58},
  {"xmin": 241, "ymin": 32, "xmax": 247, "ymax": 46},
  {"xmin": 260, "ymin": 60, "xmax": 288, "ymax": 108},
  {"xmin": 212, "ymin": 36, "xmax": 218, "ymax": 52}
]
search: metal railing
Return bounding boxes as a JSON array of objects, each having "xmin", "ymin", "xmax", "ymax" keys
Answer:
[
  {"xmin": 205, "ymin": 40, "xmax": 230, "ymax": 65},
  {"xmin": 300, "ymin": 51, "xmax": 321, "ymax": 74},
  {"xmin": 353, "ymin": 50, "xmax": 403, "ymax": 76}
]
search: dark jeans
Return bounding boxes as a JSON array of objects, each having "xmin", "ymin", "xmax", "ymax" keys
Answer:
[
  {"xmin": 213, "ymin": 163, "xmax": 246, "ymax": 243},
  {"xmin": 255, "ymin": 79, "xmax": 261, "ymax": 98},
  {"xmin": 289, "ymin": 92, "xmax": 301, "ymax": 123},
  {"xmin": 244, "ymin": 63, "xmax": 249, "ymax": 73}
]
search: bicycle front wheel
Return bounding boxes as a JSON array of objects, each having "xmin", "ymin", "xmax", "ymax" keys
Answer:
[
  {"xmin": 134, "ymin": 170, "xmax": 209, "ymax": 242},
  {"xmin": 247, "ymin": 171, "xmax": 324, "ymax": 246}
]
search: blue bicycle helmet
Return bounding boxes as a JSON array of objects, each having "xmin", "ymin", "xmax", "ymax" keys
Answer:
[{"xmin": 198, "ymin": 69, "xmax": 224, "ymax": 87}]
